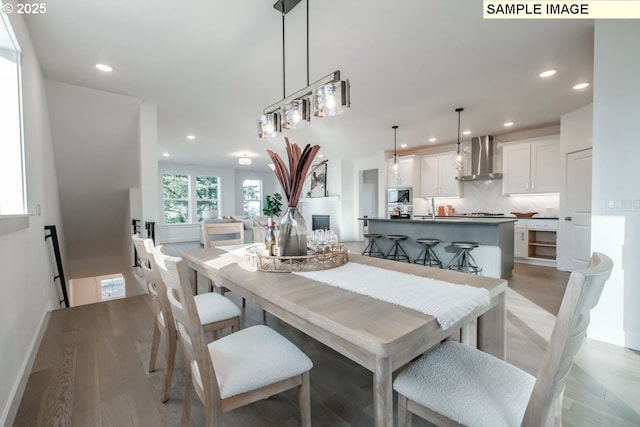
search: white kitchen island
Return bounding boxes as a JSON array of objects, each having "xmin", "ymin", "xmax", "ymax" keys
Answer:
[{"xmin": 364, "ymin": 217, "xmax": 516, "ymax": 279}]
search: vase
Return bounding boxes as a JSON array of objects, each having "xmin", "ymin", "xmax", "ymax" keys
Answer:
[{"xmin": 279, "ymin": 206, "xmax": 308, "ymax": 256}]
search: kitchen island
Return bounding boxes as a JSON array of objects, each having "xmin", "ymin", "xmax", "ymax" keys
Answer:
[{"xmin": 363, "ymin": 217, "xmax": 516, "ymax": 278}]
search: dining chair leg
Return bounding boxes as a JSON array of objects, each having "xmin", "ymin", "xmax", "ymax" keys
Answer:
[
  {"xmin": 161, "ymin": 333, "xmax": 177, "ymax": 403},
  {"xmin": 181, "ymin": 374, "xmax": 193, "ymax": 427},
  {"xmin": 148, "ymin": 322, "xmax": 161, "ymax": 372},
  {"xmin": 397, "ymin": 394, "xmax": 412, "ymax": 427},
  {"xmin": 299, "ymin": 372, "xmax": 311, "ymax": 427}
]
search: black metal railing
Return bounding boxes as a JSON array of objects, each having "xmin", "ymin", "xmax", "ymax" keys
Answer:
[
  {"xmin": 44, "ymin": 225, "xmax": 69, "ymax": 308},
  {"xmin": 132, "ymin": 219, "xmax": 155, "ymax": 267}
]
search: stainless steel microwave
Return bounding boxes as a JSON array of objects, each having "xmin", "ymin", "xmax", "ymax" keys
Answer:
[{"xmin": 387, "ymin": 187, "xmax": 412, "ymax": 205}]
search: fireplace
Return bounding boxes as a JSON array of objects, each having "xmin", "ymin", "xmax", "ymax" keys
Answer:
[{"xmin": 312, "ymin": 215, "xmax": 330, "ymax": 231}]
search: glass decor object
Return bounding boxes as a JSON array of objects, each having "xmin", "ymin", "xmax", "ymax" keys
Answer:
[
  {"xmin": 314, "ymin": 80, "xmax": 350, "ymax": 118},
  {"xmin": 278, "ymin": 206, "xmax": 307, "ymax": 257},
  {"xmin": 257, "ymin": 111, "xmax": 282, "ymax": 139},
  {"xmin": 283, "ymin": 98, "xmax": 311, "ymax": 129},
  {"xmin": 266, "ymin": 138, "xmax": 326, "ymax": 256}
]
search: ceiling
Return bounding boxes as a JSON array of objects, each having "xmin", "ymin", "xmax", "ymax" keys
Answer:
[{"xmin": 23, "ymin": 0, "xmax": 594, "ymax": 170}]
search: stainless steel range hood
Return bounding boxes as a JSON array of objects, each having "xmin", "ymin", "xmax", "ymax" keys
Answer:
[{"xmin": 456, "ymin": 135, "xmax": 503, "ymax": 181}]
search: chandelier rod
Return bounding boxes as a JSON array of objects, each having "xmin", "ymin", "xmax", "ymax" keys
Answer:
[{"xmin": 282, "ymin": 8, "xmax": 286, "ymax": 99}]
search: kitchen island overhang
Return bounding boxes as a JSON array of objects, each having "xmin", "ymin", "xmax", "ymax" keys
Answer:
[{"xmin": 362, "ymin": 217, "xmax": 516, "ymax": 279}]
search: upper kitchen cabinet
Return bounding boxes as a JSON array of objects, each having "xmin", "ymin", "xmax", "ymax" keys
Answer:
[
  {"xmin": 387, "ymin": 155, "xmax": 421, "ymax": 193},
  {"xmin": 419, "ymin": 152, "xmax": 462, "ymax": 198},
  {"xmin": 502, "ymin": 135, "xmax": 560, "ymax": 195}
]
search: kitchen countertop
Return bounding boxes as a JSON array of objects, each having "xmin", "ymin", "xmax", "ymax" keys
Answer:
[{"xmin": 359, "ymin": 217, "xmax": 518, "ymax": 225}]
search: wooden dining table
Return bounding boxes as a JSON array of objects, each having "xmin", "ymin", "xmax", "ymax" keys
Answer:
[{"xmin": 181, "ymin": 247, "xmax": 507, "ymax": 427}]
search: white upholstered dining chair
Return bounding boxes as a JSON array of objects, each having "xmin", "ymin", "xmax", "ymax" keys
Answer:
[
  {"xmin": 132, "ymin": 235, "xmax": 241, "ymax": 403},
  {"xmin": 201, "ymin": 221, "xmax": 245, "ymax": 298},
  {"xmin": 152, "ymin": 247, "xmax": 313, "ymax": 427},
  {"xmin": 393, "ymin": 252, "xmax": 613, "ymax": 427}
]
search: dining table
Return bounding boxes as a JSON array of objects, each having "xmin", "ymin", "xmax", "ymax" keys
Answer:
[{"xmin": 181, "ymin": 246, "xmax": 507, "ymax": 427}]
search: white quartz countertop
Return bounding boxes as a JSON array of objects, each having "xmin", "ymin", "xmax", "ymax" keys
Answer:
[{"xmin": 360, "ymin": 217, "xmax": 518, "ymax": 225}]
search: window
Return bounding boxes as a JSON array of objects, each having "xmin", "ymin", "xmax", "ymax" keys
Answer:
[
  {"xmin": 100, "ymin": 275, "xmax": 125, "ymax": 300},
  {"xmin": 242, "ymin": 179, "xmax": 262, "ymax": 217},
  {"xmin": 0, "ymin": 8, "xmax": 26, "ymax": 215},
  {"xmin": 196, "ymin": 176, "xmax": 219, "ymax": 221},
  {"xmin": 162, "ymin": 173, "xmax": 219, "ymax": 223}
]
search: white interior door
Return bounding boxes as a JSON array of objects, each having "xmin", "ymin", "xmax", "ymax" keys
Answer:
[{"xmin": 559, "ymin": 149, "xmax": 592, "ymax": 271}]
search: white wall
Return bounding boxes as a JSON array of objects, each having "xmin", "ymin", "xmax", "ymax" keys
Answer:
[
  {"xmin": 156, "ymin": 162, "xmax": 272, "ymax": 243},
  {"xmin": 590, "ymin": 21, "xmax": 640, "ymax": 351},
  {"xmin": 0, "ymin": 7, "xmax": 64, "ymax": 425}
]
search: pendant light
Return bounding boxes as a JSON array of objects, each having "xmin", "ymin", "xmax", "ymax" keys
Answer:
[
  {"xmin": 257, "ymin": 0, "xmax": 350, "ymax": 138},
  {"xmin": 454, "ymin": 107, "xmax": 464, "ymax": 171},
  {"xmin": 392, "ymin": 125, "xmax": 399, "ymax": 176}
]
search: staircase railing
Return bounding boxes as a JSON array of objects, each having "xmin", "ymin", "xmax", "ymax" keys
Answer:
[
  {"xmin": 44, "ymin": 225, "xmax": 69, "ymax": 308},
  {"xmin": 132, "ymin": 219, "xmax": 155, "ymax": 267}
]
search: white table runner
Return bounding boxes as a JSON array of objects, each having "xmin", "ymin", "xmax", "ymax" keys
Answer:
[{"xmin": 294, "ymin": 262, "xmax": 490, "ymax": 329}]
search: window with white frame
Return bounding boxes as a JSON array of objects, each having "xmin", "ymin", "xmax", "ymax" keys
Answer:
[
  {"xmin": 162, "ymin": 173, "xmax": 219, "ymax": 224},
  {"xmin": 242, "ymin": 179, "xmax": 262, "ymax": 218},
  {"xmin": 0, "ymin": 8, "xmax": 26, "ymax": 215}
]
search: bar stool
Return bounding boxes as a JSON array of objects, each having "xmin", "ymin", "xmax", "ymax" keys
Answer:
[
  {"xmin": 385, "ymin": 234, "xmax": 411, "ymax": 263},
  {"xmin": 362, "ymin": 233, "xmax": 384, "ymax": 258},
  {"xmin": 446, "ymin": 241, "xmax": 482, "ymax": 274},
  {"xmin": 413, "ymin": 238, "xmax": 442, "ymax": 268}
]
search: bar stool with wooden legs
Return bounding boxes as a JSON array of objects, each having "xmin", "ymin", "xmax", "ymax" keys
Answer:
[
  {"xmin": 446, "ymin": 241, "xmax": 482, "ymax": 274},
  {"xmin": 385, "ymin": 234, "xmax": 411, "ymax": 263},
  {"xmin": 413, "ymin": 238, "xmax": 442, "ymax": 268},
  {"xmin": 362, "ymin": 233, "xmax": 384, "ymax": 257}
]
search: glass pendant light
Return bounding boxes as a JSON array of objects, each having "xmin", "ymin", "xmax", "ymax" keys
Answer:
[
  {"xmin": 283, "ymin": 98, "xmax": 311, "ymax": 129},
  {"xmin": 392, "ymin": 125, "xmax": 399, "ymax": 176},
  {"xmin": 314, "ymin": 80, "xmax": 350, "ymax": 118},
  {"xmin": 454, "ymin": 107, "xmax": 464, "ymax": 171},
  {"xmin": 257, "ymin": 112, "xmax": 282, "ymax": 139}
]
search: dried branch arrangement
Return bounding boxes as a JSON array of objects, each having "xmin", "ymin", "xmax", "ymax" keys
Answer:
[{"xmin": 267, "ymin": 137, "xmax": 327, "ymax": 207}]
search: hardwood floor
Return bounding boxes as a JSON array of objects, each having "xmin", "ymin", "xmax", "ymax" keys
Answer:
[{"xmin": 14, "ymin": 255, "xmax": 640, "ymax": 426}]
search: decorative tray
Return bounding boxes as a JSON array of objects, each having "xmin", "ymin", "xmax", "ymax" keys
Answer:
[{"xmin": 243, "ymin": 244, "xmax": 348, "ymax": 273}]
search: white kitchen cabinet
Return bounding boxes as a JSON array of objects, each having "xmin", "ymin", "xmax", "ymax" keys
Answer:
[
  {"xmin": 387, "ymin": 155, "xmax": 421, "ymax": 194},
  {"xmin": 514, "ymin": 219, "xmax": 558, "ymax": 265},
  {"xmin": 419, "ymin": 152, "xmax": 462, "ymax": 198},
  {"xmin": 502, "ymin": 135, "xmax": 560, "ymax": 195},
  {"xmin": 514, "ymin": 221, "xmax": 528, "ymax": 258}
]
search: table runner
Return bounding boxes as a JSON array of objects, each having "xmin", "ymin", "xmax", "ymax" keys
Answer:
[{"xmin": 294, "ymin": 262, "xmax": 490, "ymax": 329}]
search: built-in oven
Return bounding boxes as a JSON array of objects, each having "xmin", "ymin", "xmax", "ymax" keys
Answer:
[{"xmin": 387, "ymin": 187, "xmax": 412, "ymax": 206}]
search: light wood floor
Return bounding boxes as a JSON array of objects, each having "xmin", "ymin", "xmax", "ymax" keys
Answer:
[{"xmin": 14, "ymin": 254, "xmax": 640, "ymax": 426}]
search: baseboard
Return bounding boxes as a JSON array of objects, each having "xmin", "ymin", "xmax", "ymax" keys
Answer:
[
  {"xmin": 1, "ymin": 309, "xmax": 51, "ymax": 426},
  {"xmin": 625, "ymin": 331, "xmax": 640, "ymax": 351}
]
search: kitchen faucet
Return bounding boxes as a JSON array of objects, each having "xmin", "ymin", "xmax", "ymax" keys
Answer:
[{"xmin": 431, "ymin": 197, "xmax": 435, "ymax": 221}]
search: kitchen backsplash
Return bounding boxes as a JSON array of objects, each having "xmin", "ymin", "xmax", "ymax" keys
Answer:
[{"xmin": 412, "ymin": 179, "xmax": 559, "ymax": 217}]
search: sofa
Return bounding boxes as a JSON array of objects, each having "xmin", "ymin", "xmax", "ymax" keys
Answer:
[{"xmin": 199, "ymin": 215, "xmax": 270, "ymax": 246}]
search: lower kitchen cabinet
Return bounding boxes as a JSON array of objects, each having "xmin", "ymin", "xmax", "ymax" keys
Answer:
[{"xmin": 514, "ymin": 219, "xmax": 558, "ymax": 265}]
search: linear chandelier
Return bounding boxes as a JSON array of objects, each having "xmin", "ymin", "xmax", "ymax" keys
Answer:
[{"xmin": 257, "ymin": 0, "xmax": 351, "ymax": 139}]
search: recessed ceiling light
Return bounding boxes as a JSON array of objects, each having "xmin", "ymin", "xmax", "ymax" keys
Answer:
[
  {"xmin": 400, "ymin": 143, "xmax": 407, "ymax": 148},
  {"xmin": 428, "ymin": 137, "xmax": 437, "ymax": 142},
  {"xmin": 318, "ymin": 154, "xmax": 324, "ymax": 158},
  {"xmin": 573, "ymin": 82, "xmax": 590, "ymax": 90},
  {"xmin": 186, "ymin": 135, "xmax": 196, "ymax": 140},
  {"xmin": 162, "ymin": 153, "xmax": 170, "ymax": 157},
  {"xmin": 95, "ymin": 63, "xmax": 113, "ymax": 72},
  {"xmin": 504, "ymin": 122, "xmax": 514, "ymax": 127},
  {"xmin": 539, "ymin": 69, "xmax": 557, "ymax": 78},
  {"xmin": 463, "ymin": 130, "xmax": 471, "ymax": 135}
]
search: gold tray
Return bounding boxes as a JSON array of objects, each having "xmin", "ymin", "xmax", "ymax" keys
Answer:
[{"xmin": 243, "ymin": 244, "xmax": 348, "ymax": 273}]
